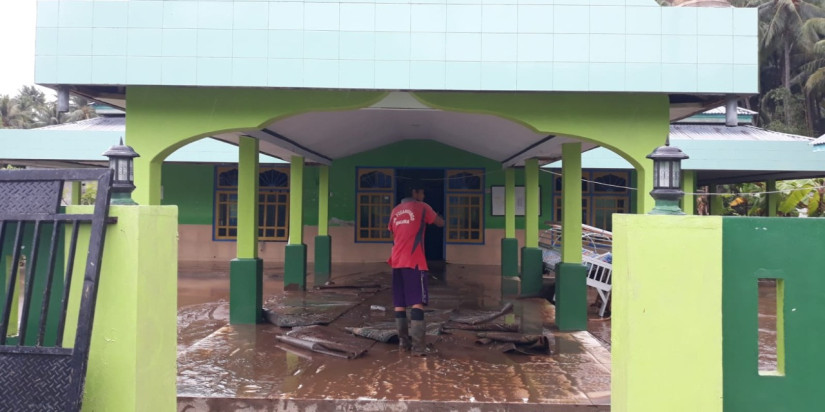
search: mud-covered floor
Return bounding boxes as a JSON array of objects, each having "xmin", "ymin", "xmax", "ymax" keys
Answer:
[{"xmin": 176, "ymin": 263, "xmax": 612, "ymax": 411}]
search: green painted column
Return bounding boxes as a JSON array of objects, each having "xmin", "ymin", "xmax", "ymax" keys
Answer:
[
  {"xmin": 710, "ymin": 186, "xmax": 724, "ymax": 216},
  {"xmin": 521, "ymin": 159, "xmax": 543, "ymax": 296},
  {"xmin": 285, "ymin": 156, "xmax": 307, "ymax": 290},
  {"xmin": 682, "ymin": 170, "xmax": 696, "ymax": 215},
  {"xmin": 65, "ymin": 206, "xmax": 178, "ymax": 412},
  {"xmin": 71, "ymin": 181, "xmax": 81, "ymax": 205},
  {"xmin": 557, "ymin": 142, "xmax": 587, "ymax": 331},
  {"xmin": 314, "ymin": 165, "xmax": 331, "ymax": 285},
  {"xmin": 766, "ymin": 179, "xmax": 777, "ymax": 217},
  {"xmin": 501, "ymin": 167, "xmax": 520, "ymax": 295},
  {"xmin": 230, "ymin": 137, "xmax": 263, "ymax": 324}
]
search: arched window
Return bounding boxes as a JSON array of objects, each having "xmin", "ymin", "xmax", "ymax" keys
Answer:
[{"xmin": 214, "ymin": 165, "xmax": 290, "ymax": 241}]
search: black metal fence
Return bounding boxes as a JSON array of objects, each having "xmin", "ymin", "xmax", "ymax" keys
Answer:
[{"xmin": 0, "ymin": 168, "xmax": 113, "ymax": 412}]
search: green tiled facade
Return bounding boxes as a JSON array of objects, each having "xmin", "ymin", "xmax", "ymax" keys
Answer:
[{"xmin": 35, "ymin": 0, "xmax": 757, "ymax": 93}]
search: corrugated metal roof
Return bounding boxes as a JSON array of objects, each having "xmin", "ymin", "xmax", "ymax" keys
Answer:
[
  {"xmin": 38, "ymin": 116, "xmax": 125, "ymax": 132},
  {"xmin": 811, "ymin": 134, "xmax": 825, "ymax": 146},
  {"xmin": 671, "ymin": 124, "xmax": 813, "ymax": 142},
  {"xmin": 701, "ymin": 106, "xmax": 757, "ymax": 115}
]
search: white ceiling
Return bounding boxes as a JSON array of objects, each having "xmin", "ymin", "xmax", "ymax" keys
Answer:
[{"xmin": 215, "ymin": 105, "xmax": 598, "ymax": 166}]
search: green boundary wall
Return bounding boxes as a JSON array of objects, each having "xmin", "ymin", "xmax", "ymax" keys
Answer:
[
  {"xmin": 612, "ymin": 214, "xmax": 723, "ymax": 412},
  {"xmin": 722, "ymin": 218, "xmax": 825, "ymax": 411}
]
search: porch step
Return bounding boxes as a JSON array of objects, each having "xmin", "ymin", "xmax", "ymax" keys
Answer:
[{"xmin": 177, "ymin": 397, "xmax": 610, "ymax": 412}]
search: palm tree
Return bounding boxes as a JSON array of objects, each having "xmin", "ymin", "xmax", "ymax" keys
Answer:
[{"xmin": 61, "ymin": 96, "xmax": 97, "ymax": 123}]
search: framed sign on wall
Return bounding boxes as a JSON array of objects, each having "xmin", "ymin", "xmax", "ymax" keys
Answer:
[{"xmin": 491, "ymin": 186, "xmax": 541, "ymax": 216}]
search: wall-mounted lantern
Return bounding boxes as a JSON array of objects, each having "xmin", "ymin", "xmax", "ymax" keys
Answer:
[
  {"xmin": 646, "ymin": 140, "xmax": 689, "ymax": 215},
  {"xmin": 102, "ymin": 137, "xmax": 140, "ymax": 205}
]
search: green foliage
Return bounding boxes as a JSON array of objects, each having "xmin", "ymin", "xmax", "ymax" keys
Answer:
[
  {"xmin": 80, "ymin": 182, "xmax": 98, "ymax": 206},
  {"xmin": 761, "ymin": 87, "xmax": 810, "ymax": 134},
  {"xmin": 777, "ymin": 178, "xmax": 825, "ymax": 216},
  {"xmin": 0, "ymin": 86, "xmax": 96, "ymax": 129}
]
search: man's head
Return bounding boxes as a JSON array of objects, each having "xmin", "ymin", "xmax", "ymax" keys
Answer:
[{"xmin": 410, "ymin": 180, "xmax": 425, "ymax": 201}]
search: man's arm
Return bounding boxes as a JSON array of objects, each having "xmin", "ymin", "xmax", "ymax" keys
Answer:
[{"xmin": 424, "ymin": 204, "xmax": 445, "ymax": 227}]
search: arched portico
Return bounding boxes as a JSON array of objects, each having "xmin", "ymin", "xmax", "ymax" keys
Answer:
[{"xmin": 126, "ymin": 86, "xmax": 669, "ymax": 329}]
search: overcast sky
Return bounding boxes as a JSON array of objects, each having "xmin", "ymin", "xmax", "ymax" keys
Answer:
[{"xmin": 0, "ymin": 1, "xmax": 43, "ymax": 96}]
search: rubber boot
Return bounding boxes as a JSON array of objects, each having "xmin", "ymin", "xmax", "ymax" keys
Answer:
[
  {"xmin": 410, "ymin": 319, "xmax": 427, "ymax": 356},
  {"xmin": 396, "ymin": 318, "xmax": 411, "ymax": 351}
]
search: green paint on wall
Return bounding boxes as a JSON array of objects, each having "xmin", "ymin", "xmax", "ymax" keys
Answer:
[
  {"xmin": 505, "ymin": 168, "xmax": 516, "ymax": 238},
  {"xmin": 230, "ymin": 258, "xmax": 263, "ymax": 324},
  {"xmin": 722, "ymin": 218, "xmax": 825, "ymax": 412},
  {"xmin": 682, "ymin": 170, "xmax": 696, "ymax": 215},
  {"xmin": 65, "ymin": 206, "xmax": 178, "ymax": 412},
  {"xmin": 612, "ymin": 215, "xmax": 723, "ymax": 412},
  {"xmin": 237, "ymin": 137, "xmax": 260, "ymax": 259},
  {"xmin": 329, "ymin": 139, "xmax": 553, "ymax": 232},
  {"xmin": 525, "ymin": 159, "xmax": 539, "ymax": 248},
  {"xmin": 161, "ymin": 163, "xmax": 214, "ymax": 225},
  {"xmin": 561, "ymin": 143, "xmax": 583, "ymax": 263},
  {"xmin": 555, "ymin": 262, "xmax": 587, "ymax": 331}
]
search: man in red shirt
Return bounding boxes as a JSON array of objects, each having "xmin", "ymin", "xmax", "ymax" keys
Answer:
[{"xmin": 388, "ymin": 181, "xmax": 444, "ymax": 356}]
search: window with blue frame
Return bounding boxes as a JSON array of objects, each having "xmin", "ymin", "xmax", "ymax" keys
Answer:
[
  {"xmin": 553, "ymin": 170, "xmax": 629, "ymax": 231},
  {"xmin": 214, "ymin": 165, "xmax": 290, "ymax": 241},
  {"xmin": 446, "ymin": 169, "xmax": 484, "ymax": 243},
  {"xmin": 356, "ymin": 168, "xmax": 394, "ymax": 242}
]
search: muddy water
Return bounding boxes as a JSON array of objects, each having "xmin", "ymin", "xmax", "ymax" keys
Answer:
[
  {"xmin": 757, "ymin": 280, "xmax": 778, "ymax": 371},
  {"xmin": 176, "ymin": 263, "xmax": 611, "ymax": 405}
]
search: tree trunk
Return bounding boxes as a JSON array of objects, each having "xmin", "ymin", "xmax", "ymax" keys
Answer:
[{"xmin": 784, "ymin": 42, "xmax": 792, "ymax": 124}]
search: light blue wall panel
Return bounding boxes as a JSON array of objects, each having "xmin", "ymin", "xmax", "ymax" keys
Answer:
[
  {"xmin": 234, "ymin": 2, "xmax": 269, "ymax": 30},
  {"xmin": 233, "ymin": 58, "xmax": 268, "ymax": 87},
  {"xmin": 199, "ymin": 30, "xmax": 234, "ymax": 58},
  {"xmin": 445, "ymin": 62, "xmax": 481, "ymax": 90},
  {"xmin": 518, "ymin": 34, "xmax": 553, "ymax": 62},
  {"xmin": 590, "ymin": 6, "xmax": 624, "ymax": 34},
  {"xmin": 410, "ymin": 61, "xmax": 446, "ymax": 89},
  {"xmin": 36, "ymin": 28, "xmax": 59, "ymax": 56},
  {"xmin": 590, "ymin": 63, "xmax": 625, "ymax": 91},
  {"xmin": 92, "ymin": 56, "xmax": 127, "ymax": 84},
  {"xmin": 411, "ymin": 33, "xmax": 446, "ymax": 61},
  {"xmin": 268, "ymin": 58, "xmax": 303, "ymax": 87},
  {"xmin": 163, "ymin": 1, "xmax": 198, "ymax": 29},
  {"xmin": 127, "ymin": 57, "xmax": 163, "ymax": 85},
  {"xmin": 626, "ymin": 63, "xmax": 662, "ymax": 92},
  {"xmin": 233, "ymin": 30, "xmax": 269, "ymax": 58},
  {"xmin": 197, "ymin": 57, "xmax": 233, "ymax": 86},
  {"xmin": 37, "ymin": 1, "xmax": 60, "ymax": 28},
  {"xmin": 340, "ymin": 32, "xmax": 375, "ymax": 60},
  {"xmin": 59, "ymin": 0, "xmax": 92, "ymax": 28},
  {"xmin": 340, "ymin": 60, "xmax": 375, "ymax": 89},
  {"xmin": 412, "ymin": 5, "xmax": 447, "ymax": 32},
  {"xmin": 93, "ymin": 28, "xmax": 127, "ymax": 56},
  {"xmin": 163, "ymin": 29, "xmax": 198, "ymax": 57},
  {"xmin": 518, "ymin": 5, "xmax": 554, "ymax": 34},
  {"xmin": 517, "ymin": 62, "xmax": 553, "ymax": 90},
  {"xmin": 57, "ymin": 28, "xmax": 93, "ymax": 56},
  {"xmin": 35, "ymin": 0, "xmax": 758, "ymax": 93},
  {"xmin": 93, "ymin": 1, "xmax": 128, "ymax": 29},
  {"xmin": 662, "ymin": 63, "xmax": 697, "ymax": 92}
]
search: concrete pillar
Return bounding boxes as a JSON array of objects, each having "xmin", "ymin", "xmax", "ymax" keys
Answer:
[
  {"xmin": 285, "ymin": 156, "xmax": 307, "ymax": 290},
  {"xmin": 557, "ymin": 142, "xmax": 587, "ymax": 331},
  {"xmin": 682, "ymin": 170, "xmax": 696, "ymax": 215},
  {"xmin": 767, "ymin": 179, "xmax": 777, "ymax": 217},
  {"xmin": 314, "ymin": 165, "xmax": 331, "ymax": 285},
  {"xmin": 521, "ymin": 159, "xmax": 543, "ymax": 296},
  {"xmin": 230, "ymin": 137, "xmax": 263, "ymax": 324},
  {"xmin": 66, "ymin": 205, "xmax": 178, "ymax": 412},
  {"xmin": 501, "ymin": 167, "xmax": 520, "ymax": 295},
  {"xmin": 71, "ymin": 181, "xmax": 81, "ymax": 205}
]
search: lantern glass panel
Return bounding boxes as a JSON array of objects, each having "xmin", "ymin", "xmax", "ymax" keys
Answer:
[
  {"xmin": 657, "ymin": 161, "xmax": 671, "ymax": 189},
  {"xmin": 672, "ymin": 162, "xmax": 681, "ymax": 187},
  {"xmin": 118, "ymin": 158, "xmax": 129, "ymax": 182}
]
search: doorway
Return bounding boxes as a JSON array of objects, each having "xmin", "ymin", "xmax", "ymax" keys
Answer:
[{"xmin": 395, "ymin": 168, "xmax": 445, "ymax": 263}]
